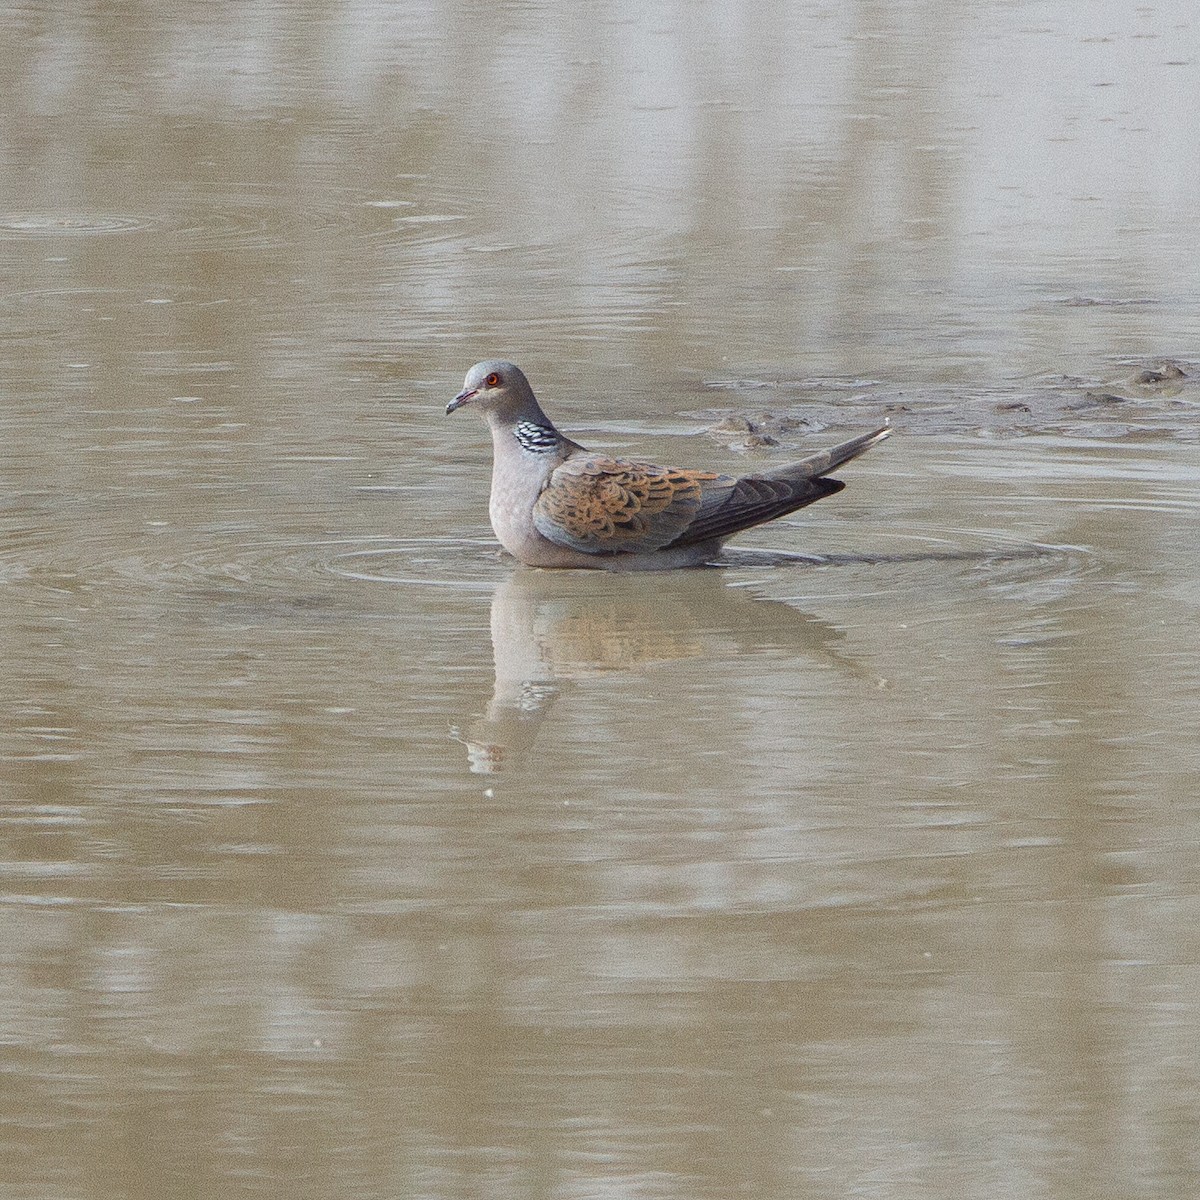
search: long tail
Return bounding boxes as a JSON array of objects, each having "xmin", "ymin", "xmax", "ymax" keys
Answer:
[
  {"xmin": 669, "ymin": 423, "xmax": 891, "ymax": 548},
  {"xmin": 760, "ymin": 422, "xmax": 891, "ymax": 482}
]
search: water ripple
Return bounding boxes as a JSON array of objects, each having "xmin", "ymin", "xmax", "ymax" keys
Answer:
[
  {"xmin": 329, "ymin": 538, "xmax": 509, "ymax": 589},
  {"xmin": 0, "ymin": 212, "xmax": 155, "ymax": 237}
]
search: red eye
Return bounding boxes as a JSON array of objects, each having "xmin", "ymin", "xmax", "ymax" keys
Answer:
[{"xmin": 485, "ymin": 372, "xmax": 501, "ymax": 387}]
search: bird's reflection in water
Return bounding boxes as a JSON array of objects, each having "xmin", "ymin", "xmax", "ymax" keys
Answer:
[{"xmin": 457, "ymin": 564, "xmax": 866, "ymax": 773}]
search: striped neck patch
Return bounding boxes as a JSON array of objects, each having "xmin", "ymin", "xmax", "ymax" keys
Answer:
[{"xmin": 514, "ymin": 421, "xmax": 560, "ymax": 453}]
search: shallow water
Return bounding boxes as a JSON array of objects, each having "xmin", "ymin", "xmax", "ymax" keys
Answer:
[{"xmin": 3, "ymin": 3, "xmax": 1199, "ymax": 1198}]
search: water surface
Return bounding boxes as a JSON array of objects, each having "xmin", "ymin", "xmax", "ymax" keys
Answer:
[{"xmin": 2, "ymin": 2, "xmax": 1199, "ymax": 1198}]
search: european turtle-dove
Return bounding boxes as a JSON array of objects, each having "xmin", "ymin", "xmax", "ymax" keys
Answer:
[{"xmin": 447, "ymin": 360, "xmax": 890, "ymax": 570}]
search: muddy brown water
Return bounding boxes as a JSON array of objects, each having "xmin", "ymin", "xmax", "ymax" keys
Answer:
[{"xmin": 3, "ymin": 3, "xmax": 1199, "ymax": 1198}]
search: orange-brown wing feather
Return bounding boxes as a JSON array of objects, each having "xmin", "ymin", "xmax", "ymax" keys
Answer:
[{"xmin": 533, "ymin": 455, "xmax": 734, "ymax": 554}]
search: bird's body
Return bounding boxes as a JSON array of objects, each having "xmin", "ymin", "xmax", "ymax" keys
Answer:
[{"xmin": 447, "ymin": 360, "xmax": 890, "ymax": 570}]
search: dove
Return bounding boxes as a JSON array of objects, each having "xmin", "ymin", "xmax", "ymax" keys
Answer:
[{"xmin": 446, "ymin": 360, "xmax": 890, "ymax": 570}]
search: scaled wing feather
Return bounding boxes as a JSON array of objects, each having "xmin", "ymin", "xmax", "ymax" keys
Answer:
[{"xmin": 533, "ymin": 456, "xmax": 734, "ymax": 555}]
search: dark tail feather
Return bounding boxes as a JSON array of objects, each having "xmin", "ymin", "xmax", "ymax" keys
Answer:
[{"xmin": 668, "ymin": 423, "xmax": 890, "ymax": 548}]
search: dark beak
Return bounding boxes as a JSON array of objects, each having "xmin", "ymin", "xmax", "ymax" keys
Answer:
[{"xmin": 446, "ymin": 388, "xmax": 476, "ymax": 415}]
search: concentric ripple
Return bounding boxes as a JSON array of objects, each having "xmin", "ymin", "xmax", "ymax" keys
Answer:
[
  {"xmin": 328, "ymin": 538, "xmax": 509, "ymax": 590},
  {"xmin": 732, "ymin": 524, "xmax": 1097, "ymax": 619},
  {"xmin": 0, "ymin": 213, "xmax": 155, "ymax": 236}
]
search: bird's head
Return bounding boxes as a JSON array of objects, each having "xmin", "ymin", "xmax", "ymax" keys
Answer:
[{"xmin": 447, "ymin": 360, "xmax": 538, "ymax": 420}]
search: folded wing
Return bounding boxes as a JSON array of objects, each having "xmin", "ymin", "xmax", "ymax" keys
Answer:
[{"xmin": 533, "ymin": 455, "xmax": 735, "ymax": 555}]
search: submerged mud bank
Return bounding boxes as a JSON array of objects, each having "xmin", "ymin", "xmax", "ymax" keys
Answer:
[{"xmin": 695, "ymin": 359, "xmax": 1198, "ymax": 450}]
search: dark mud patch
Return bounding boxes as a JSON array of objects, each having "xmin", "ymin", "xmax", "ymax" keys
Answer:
[{"xmin": 694, "ymin": 359, "xmax": 1198, "ymax": 448}]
